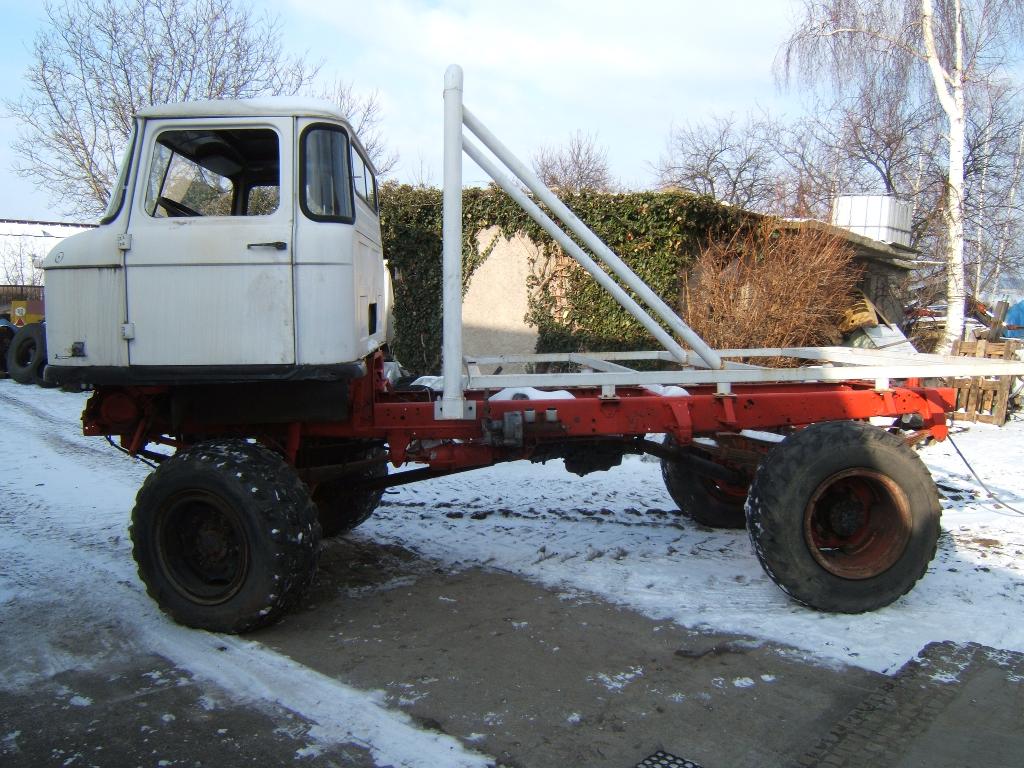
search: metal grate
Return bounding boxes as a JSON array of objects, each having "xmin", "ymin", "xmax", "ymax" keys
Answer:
[{"xmin": 634, "ymin": 751, "xmax": 703, "ymax": 768}]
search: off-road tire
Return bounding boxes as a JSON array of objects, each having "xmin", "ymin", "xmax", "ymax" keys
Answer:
[
  {"xmin": 130, "ymin": 440, "xmax": 321, "ymax": 633},
  {"xmin": 746, "ymin": 421, "xmax": 940, "ymax": 613},
  {"xmin": 313, "ymin": 447, "xmax": 388, "ymax": 537},
  {"xmin": 661, "ymin": 436, "xmax": 748, "ymax": 529},
  {"xmin": 6, "ymin": 323, "xmax": 44, "ymax": 385},
  {"xmin": 0, "ymin": 325, "xmax": 14, "ymax": 374},
  {"xmin": 34, "ymin": 326, "xmax": 55, "ymax": 388}
]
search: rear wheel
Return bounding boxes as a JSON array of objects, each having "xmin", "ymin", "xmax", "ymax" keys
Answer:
[
  {"xmin": 312, "ymin": 446, "xmax": 388, "ymax": 537},
  {"xmin": 6, "ymin": 323, "xmax": 45, "ymax": 385},
  {"xmin": 746, "ymin": 421, "xmax": 940, "ymax": 613},
  {"xmin": 661, "ymin": 436, "xmax": 748, "ymax": 529},
  {"xmin": 130, "ymin": 440, "xmax": 320, "ymax": 633}
]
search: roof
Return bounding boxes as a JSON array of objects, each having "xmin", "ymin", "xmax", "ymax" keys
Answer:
[
  {"xmin": 0, "ymin": 220, "xmax": 95, "ymax": 240},
  {"xmin": 135, "ymin": 97, "xmax": 376, "ymax": 173},
  {"xmin": 780, "ymin": 218, "xmax": 921, "ymax": 271},
  {"xmin": 137, "ymin": 96, "xmax": 352, "ymax": 122}
]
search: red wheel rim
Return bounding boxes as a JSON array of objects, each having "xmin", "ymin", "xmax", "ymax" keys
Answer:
[{"xmin": 803, "ymin": 469, "xmax": 912, "ymax": 580}]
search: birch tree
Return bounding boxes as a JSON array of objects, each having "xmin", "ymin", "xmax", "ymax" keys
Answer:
[{"xmin": 782, "ymin": 0, "xmax": 1024, "ymax": 350}]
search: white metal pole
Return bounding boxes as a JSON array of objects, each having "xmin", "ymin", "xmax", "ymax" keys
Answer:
[
  {"xmin": 462, "ymin": 106, "xmax": 723, "ymax": 371},
  {"xmin": 463, "ymin": 137, "xmax": 693, "ymax": 365},
  {"xmin": 438, "ymin": 64, "xmax": 467, "ymax": 419}
]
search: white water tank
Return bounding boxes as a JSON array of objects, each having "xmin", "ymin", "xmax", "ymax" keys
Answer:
[{"xmin": 831, "ymin": 195, "xmax": 912, "ymax": 247}]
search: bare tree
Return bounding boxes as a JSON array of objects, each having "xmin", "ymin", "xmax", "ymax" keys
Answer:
[
  {"xmin": 7, "ymin": 0, "xmax": 320, "ymax": 219},
  {"xmin": 532, "ymin": 131, "xmax": 613, "ymax": 193},
  {"xmin": 775, "ymin": 70, "xmax": 945, "ymax": 228},
  {"xmin": 310, "ymin": 78, "xmax": 399, "ymax": 175},
  {"xmin": 781, "ymin": 0, "xmax": 1024, "ymax": 350},
  {"xmin": 657, "ymin": 113, "xmax": 785, "ymax": 211},
  {"xmin": 1, "ymin": 241, "xmax": 45, "ymax": 286}
]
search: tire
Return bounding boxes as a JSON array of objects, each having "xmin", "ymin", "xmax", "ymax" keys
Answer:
[
  {"xmin": 661, "ymin": 436, "xmax": 748, "ymax": 529},
  {"xmin": 745, "ymin": 421, "xmax": 940, "ymax": 613},
  {"xmin": 130, "ymin": 440, "xmax": 321, "ymax": 633},
  {"xmin": 0, "ymin": 325, "xmax": 14, "ymax": 374},
  {"xmin": 313, "ymin": 447, "xmax": 388, "ymax": 537},
  {"xmin": 34, "ymin": 324, "xmax": 55, "ymax": 388},
  {"xmin": 6, "ymin": 323, "xmax": 45, "ymax": 385}
]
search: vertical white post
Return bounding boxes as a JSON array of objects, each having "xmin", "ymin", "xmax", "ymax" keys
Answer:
[{"xmin": 438, "ymin": 64, "xmax": 468, "ymax": 419}]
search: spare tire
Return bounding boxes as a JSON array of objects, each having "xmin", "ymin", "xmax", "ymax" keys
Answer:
[
  {"xmin": 6, "ymin": 323, "xmax": 45, "ymax": 385},
  {"xmin": 33, "ymin": 325, "xmax": 56, "ymax": 388},
  {"xmin": 0, "ymin": 324, "xmax": 14, "ymax": 374}
]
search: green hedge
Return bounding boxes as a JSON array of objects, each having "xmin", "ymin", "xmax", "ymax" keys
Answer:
[{"xmin": 379, "ymin": 182, "xmax": 745, "ymax": 374}]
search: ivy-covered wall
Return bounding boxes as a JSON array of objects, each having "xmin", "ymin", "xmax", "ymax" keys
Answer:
[{"xmin": 379, "ymin": 182, "xmax": 747, "ymax": 374}]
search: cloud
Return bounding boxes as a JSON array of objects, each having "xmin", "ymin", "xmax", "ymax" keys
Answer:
[{"xmin": 276, "ymin": 1, "xmax": 802, "ymax": 188}]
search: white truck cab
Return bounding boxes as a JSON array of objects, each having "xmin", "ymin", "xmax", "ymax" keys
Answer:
[{"xmin": 43, "ymin": 98, "xmax": 393, "ymax": 386}]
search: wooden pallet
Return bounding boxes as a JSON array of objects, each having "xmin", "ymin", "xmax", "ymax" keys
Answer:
[{"xmin": 950, "ymin": 339, "xmax": 1021, "ymax": 425}]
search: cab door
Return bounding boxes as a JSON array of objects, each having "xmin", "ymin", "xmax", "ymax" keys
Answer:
[{"xmin": 124, "ymin": 117, "xmax": 295, "ymax": 368}]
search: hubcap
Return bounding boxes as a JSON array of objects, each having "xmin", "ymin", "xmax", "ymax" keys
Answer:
[
  {"xmin": 155, "ymin": 490, "xmax": 249, "ymax": 604},
  {"xmin": 803, "ymin": 469, "xmax": 912, "ymax": 580}
]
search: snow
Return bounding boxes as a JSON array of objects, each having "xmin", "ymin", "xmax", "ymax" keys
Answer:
[
  {"xmin": 488, "ymin": 387, "xmax": 576, "ymax": 401},
  {"xmin": 364, "ymin": 413, "xmax": 1024, "ymax": 676},
  {"xmin": 3, "ymin": 378, "xmax": 1024, "ymax": 756},
  {"xmin": 0, "ymin": 381, "xmax": 488, "ymax": 768}
]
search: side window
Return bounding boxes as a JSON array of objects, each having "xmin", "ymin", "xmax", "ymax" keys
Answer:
[
  {"xmin": 366, "ymin": 169, "xmax": 378, "ymax": 210},
  {"xmin": 301, "ymin": 125, "xmax": 353, "ymax": 221},
  {"xmin": 351, "ymin": 149, "xmax": 378, "ymax": 211},
  {"xmin": 144, "ymin": 127, "xmax": 280, "ymax": 218}
]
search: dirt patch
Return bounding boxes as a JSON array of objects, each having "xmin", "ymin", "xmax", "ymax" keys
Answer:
[{"xmin": 255, "ymin": 537, "xmax": 881, "ymax": 768}]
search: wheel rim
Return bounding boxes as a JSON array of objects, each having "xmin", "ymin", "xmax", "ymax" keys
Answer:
[
  {"xmin": 699, "ymin": 474, "xmax": 747, "ymax": 506},
  {"xmin": 803, "ymin": 469, "xmax": 912, "ymax": 580},
  {"xmin": 155, "ymin": 490, "xmax": 249, "ymax": 604},
  {"xmin": 691, "ymin": 448, "xmax": 747, "ymax": 507}
]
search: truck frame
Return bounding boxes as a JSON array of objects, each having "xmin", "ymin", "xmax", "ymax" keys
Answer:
[{"xmin": 42, "ymin": 66, "xmax": 1024, "ymax": 633}]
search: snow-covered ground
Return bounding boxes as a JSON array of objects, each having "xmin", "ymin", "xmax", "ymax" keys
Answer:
[
  {"xmin": 367, "ymin": 420, "xmax": 1024, "ymax": 675},
  {"xmin": 2, "ymin": 380, "xmax": 1023, "ymax": 760}
]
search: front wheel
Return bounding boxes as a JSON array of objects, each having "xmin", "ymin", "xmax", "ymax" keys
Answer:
[
  {"xmin": 745, "ymin": 421, "xmax": 940, "ymax": 613},
  {"xmin": 130, "ymin": 440, "xmax": 321, "ymax": 633}
]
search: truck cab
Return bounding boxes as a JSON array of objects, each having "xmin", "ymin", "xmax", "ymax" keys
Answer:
[{"xmin": 42, "ymin": 99, "xmax": 393, "ymax": 386}]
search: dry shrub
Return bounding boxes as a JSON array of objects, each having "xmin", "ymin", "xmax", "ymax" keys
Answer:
[{"xmin": 683, "ymin": 220, "xmax": 862, "ymax": 356}]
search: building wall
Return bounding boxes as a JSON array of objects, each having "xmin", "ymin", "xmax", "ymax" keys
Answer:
[
  {"xmin": 459, "ymin": 226, "xmax": 916, "ymax": 362},
  {"xmin": 0, "ymin": 219, "xmax": 94, "ymax": 285},
  {"xmin": 462, "ymin": 227, "xmax": 539, "ymax": 359},
  {"xmin": 857, "ymin": 260, "xmax": 910, "ymax": 326}
]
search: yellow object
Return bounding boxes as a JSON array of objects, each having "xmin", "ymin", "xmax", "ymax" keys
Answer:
[
  {"xmin": 10, "ymin": 299, "xmax": 45, "ymax": 327},
  {"xmin": 839, "ymin": 292, "xmax": 879, "ymax": 336}
]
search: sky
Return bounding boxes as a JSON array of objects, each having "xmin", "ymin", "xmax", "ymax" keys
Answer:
[{"xmin": 0, "ymin": 0, "xmax": 802, "ymax": 223}]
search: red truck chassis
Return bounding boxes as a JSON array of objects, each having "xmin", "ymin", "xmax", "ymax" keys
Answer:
[{"xmin": 83, "ymin": 352, "xmax": 953, "ymax": 480}]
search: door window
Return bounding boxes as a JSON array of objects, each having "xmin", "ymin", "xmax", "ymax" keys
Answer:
[{"xmin": 144, "ymin": 128, "xmax": 280, "ymax": 218}]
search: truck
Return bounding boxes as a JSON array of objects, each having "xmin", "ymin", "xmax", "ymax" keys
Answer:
[
  {"xmin": 1, "ymin": 286, "xmax": 49, "ymax": 385},
  {"xmin": 40, "ymin": 66, "xmax": 1024, "ymax": 634}
]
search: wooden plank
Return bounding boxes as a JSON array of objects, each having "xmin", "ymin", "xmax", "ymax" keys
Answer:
[
  {"xmin": 948, "ymin": 338, "xmax": 1019, "ymax": 425},
  {"xmin": 987, "ymin": 300, "xmax": 1010, "ymax": 341}
]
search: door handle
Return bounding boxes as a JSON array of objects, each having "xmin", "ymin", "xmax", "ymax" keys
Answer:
[{"xmin": 247, "ymin": 241, "xmax": 287, "ymax": 250}]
